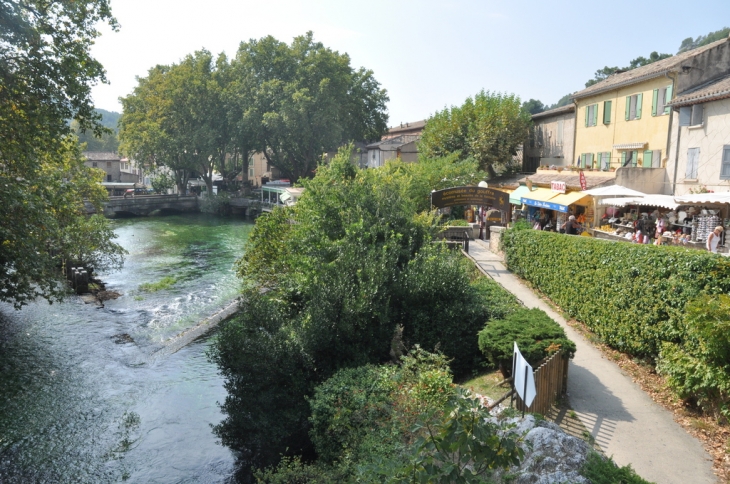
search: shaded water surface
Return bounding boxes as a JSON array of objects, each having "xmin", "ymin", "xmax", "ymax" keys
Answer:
[{"xmin": 0, "ymin": 214, "xmax": 253, "ymax": 483}]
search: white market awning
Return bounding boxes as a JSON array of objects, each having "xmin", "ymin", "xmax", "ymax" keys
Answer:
[
  {"xmin": 599, "ymin": 195, "xmax": 679, "ymax": 210},
  {"xmin": 582, "ymin": 185, "xmax": 646, "ymax": 197},
  {"xmin": 674, "ymin": 192, "xmax": 730, "ymax": 204},
  {"xmin": 613, "ymin": 142, "xmax": 647, "ymax": 150}
]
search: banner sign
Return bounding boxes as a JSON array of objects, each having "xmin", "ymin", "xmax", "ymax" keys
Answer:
[
  {"xmin": 521, "ymin": 197, "xmax": 568, "ymax": 213},
  {"xmin": 579, "ymin": 171, "xmax": 587, "ymax": 190},
  {"xmin": 551, "ymin": 181, "xmax": 566, "ymax": 193},
  {"xmin": 513, "ymin": 342, "xmax": 536, "ymax": 407},
  {"xmin": 431, "ymin": 186, "xmax": 510, "ymax": 215}
]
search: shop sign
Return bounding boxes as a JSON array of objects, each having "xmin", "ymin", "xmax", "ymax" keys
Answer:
[
  {"xmin": 431, "ymin": 186, "xmax": 510, "ymax": 215},
  {"xmin": 521, "ymin": 197, "xmax": 568, "ymax": 213},
  {"xmin": 551, "ymin": 181, "xmax": 566, "ymax": 193},
  {"xmin": 579, "ymin": 171, "xmax": 587, "ymax": 190}
]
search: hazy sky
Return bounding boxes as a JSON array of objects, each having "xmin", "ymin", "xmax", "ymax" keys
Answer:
[{"xmin": 90, "ymin": 0, "xmax": 730, "ymax": 127}]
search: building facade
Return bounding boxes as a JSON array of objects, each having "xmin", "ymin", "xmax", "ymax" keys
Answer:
[
  {"xmin": 666, "ymin": 75, "xmax": 730, "ymax": 195},
  {"xmin": 572, "ymin": 36, "xmax": 730, "ymax": 182},
  {"xmin": 523, "ymin": 105, "xmax": 575, "ymax": 172}
]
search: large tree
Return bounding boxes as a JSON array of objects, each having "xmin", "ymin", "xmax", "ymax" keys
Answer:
[
  {"xmin": 419, "ymin": 90, "xmax": 531, "ymax": 178},
  {"xmin": 0, "ymin": 0, "xmax": 125, "ymax": 308},
  {"xmin": 119, "ymin": 51, "xmax": 233, "ymax": 194},
  {"xmin": 227, "ymin": 32, "xmax": 389, "ymax": 182}
]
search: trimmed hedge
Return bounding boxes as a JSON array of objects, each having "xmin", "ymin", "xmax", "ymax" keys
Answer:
[{"xmin": 501, "ymin": 230, "xmax": 730, "ymax": 358}]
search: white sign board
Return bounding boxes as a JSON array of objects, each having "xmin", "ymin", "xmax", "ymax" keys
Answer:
[
  {"xmin": 513, "ymin": 342, "xmax": 536, "ymax": 407},
  {"xmin": 551, "ymin": 181, "xmax": 566, "ymax": 193}
]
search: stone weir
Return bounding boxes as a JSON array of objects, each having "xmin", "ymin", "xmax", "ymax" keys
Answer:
[{"xmin": 150, "ymin": 298, "xmax": 241, "ymax": 360}]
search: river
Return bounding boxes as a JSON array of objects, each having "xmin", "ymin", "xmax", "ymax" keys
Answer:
[{"xmin": 0, "ymin": 214, "xmax": 253, "ymax": 483}]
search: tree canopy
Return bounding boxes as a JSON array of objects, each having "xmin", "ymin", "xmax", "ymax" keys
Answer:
[
  {"xmin": 678, "ymin": 27, "xmax": 730, "ymax": 53},
  {"xmin": 584, "ymin": 51, "xmax": 672, "ymax": 87},
  {"xmin": 0, "ymin": 0, "xmax": 125, "ymax": 307},
  {"xmin": 419, "ymin": 90, "xmax": 531, "ymax": 178},
  {"xmin": 120, "ymin": 32, "xmax": 389, "ymax": 187}
]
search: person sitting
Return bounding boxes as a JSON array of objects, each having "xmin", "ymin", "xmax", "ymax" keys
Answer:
[{"xmin": 561, "ymin": 215, "xmax": 581, "ymax": 235}]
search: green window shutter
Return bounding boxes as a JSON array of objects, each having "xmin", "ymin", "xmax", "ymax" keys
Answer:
[
  {"xmin": 636, "ymin": 93, "xmax": 643, "ymax": 119},
  {"xmin": 652, "ymin": 89, "xmax": 658, "ymax": 116},
  {"xmin": 625, "ymin": 96, "xmax": 631, "ymax": 120},
  {"xmin": 603, "ymin": 100, "xmax": 612, "ymax": 124},
  {"xmin": 585, "ymin": 106, "xmax": 589, "ymax": 127},
  {"xmin": 643, "ymin": 150, "xmax": 653, "ymax": 167},
  {"xmin": 664, "ymin": 85, "xmax": 673, "ymax": 114},
  {"xmin": 621, "ymin": 152, "xmax": 626, "ymax": 166},
  {"xmin": 593, "ymin": 104, "xmax": 598, "ymax": 126}
]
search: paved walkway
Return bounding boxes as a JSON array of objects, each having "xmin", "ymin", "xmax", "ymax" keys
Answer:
[{"xmin": 466, "ymin": 239, "xmax": 716, "ymax": 484}]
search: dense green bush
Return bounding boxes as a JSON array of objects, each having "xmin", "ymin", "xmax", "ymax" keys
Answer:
[
  {"xmin": 658, "ymin": 294, "xmax": 730, "ymax": 419},
  {"xmin": 213, "ymin": 148, "xmax": 521, "ymax": 473},
  {"xmin": 502, "ymin": 229, "xmax": 730, "ymax": 357},
  {"xmin": 477, "ymin": 308, "xmax": 576, "ymax": 375}
]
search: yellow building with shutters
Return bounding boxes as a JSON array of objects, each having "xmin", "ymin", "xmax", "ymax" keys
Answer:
[{"xmin": 572, "ymin": 37, "xmax": 730, "ymax": 175}]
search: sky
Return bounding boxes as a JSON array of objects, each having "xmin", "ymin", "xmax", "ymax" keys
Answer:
[{"xmin": 90, "ymin": 0, "xmax": 730, "ymax": 128}]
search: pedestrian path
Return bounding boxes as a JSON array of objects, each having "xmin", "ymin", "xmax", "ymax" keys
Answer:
[{"xmin": 466, "ymin": 239, "xmax": 716, "ymax": 484}]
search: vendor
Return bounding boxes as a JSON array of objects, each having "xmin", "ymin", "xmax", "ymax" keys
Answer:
[{"xmin": 561, "ymin": 215, "xmax": 582, "ymax": 235}]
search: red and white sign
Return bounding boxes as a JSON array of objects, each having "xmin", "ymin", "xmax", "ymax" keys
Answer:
[
  {"xmin": 551, "ymin": 181, "xmax": 566, "ymax": 193},
  {"xmin": 579, "ymin": 171, "xmax": 587, "ymax": 190}
]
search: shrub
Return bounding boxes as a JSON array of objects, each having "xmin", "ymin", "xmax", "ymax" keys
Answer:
[
  {"xmin": 477, "ymin": 308, "xmax": 576, "ymax": 375},
  {"xmin": 501, "ymin": 229, "xmax": 730, "ymax": 357},
  {"xmin": 658, "ymin": 294, "xmax": 730, "ymax": 419},
  {"xmin": 443, "ymin": 218, "xmax": 470, "ymax": 226},
  {"xmin": 580, "ymin": 452, "xmax": 654, "ymax": 484}
]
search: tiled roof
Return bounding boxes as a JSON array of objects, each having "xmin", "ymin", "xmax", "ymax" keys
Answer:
[
  {"xmin": 669, "ymin": 74, "xmax": 730, "ymax": 107},
  {"xmin": 520, "ymin": 171, "xmax": 616, "ymax": 190},
  {"xmin": 83, "ymin": 151, "xmax": 121, "ymax": 161},
  {"xmin": 572, "ymin": 38, "xmax": 729, "ymax": 100},
  {"xmin": 531, "ymin": 104, "xmax": 575, "ymax": 120},
  {"xmin": 387, "ymin": 120, "xmax": 426, "ymax": 134}
]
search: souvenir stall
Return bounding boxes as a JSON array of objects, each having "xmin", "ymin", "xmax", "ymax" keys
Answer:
[{"xmin": 594, "ymin": 194, "xmax": 730, "ymax": 250}]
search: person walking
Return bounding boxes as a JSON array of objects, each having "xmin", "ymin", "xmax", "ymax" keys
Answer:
[
  {"xmin": 561, "ymin": 215, "xmax": 582, "ymax": 235},
  {"xmin": 707, "ymin": 226, "xmax": 723, "ymax": 253}
]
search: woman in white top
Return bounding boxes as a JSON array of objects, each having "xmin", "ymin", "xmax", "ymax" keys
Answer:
[{"xmin": 707, "ymin": 226, "xmax": 723, "ymax": 253}]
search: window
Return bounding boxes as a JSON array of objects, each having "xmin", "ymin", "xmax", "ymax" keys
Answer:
[
  {"xmin": 686, "ymin": 147, "xmax": 699, "ymax": 179},
  {"xmin": 92, "ymin": 161, "xmax": 97, "ymax": 167},
  {"xmin": 557, "ymin": 120, "xmax": 564, "ymax": 146},
  {"xmin": 580, "ymin": 153, "xmax": 594, "ymax": 168},
  {"xmin": 106, "ymin": 174, "xmax": 112, "ymax": 182},
  {"xmin": 721, "ymin": 146, "xmax": 730, "ymax": 179},
  {"xmin": 248, "ymin": 167, "xmax": 254, "ymax": 178},
  {"xmin": 599, "ymin": 152, "xmax": 611, "ymax": 171},
  {"xmin": 621, "ymin": 150, "xmax": 638, "ymax": 167},
  {"xmin": 679, "ymin": 105, "xmax": 704, "ymax": 127},
  {"xmin": 107, "ymin": 161, "xmax": 112, "ymax": 167},
  {"xmin": 585, "ymin": 104, "xmax": 598, "ymax": 127},
  {"xmin": 625, "ymin": 93, "xmax": 643, "ymax": 121},
  {"xmin": 652, "ymin": 85, "xmax": 672, "ymax": 116},
  {"xmin": 603, "ymin": 100, "xmax": 612, "ymax": 124}
]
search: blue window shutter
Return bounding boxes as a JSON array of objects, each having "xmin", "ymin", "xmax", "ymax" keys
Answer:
[
  {"xmin": 652, "ymin": 89, "xmax": 658, "ymax": 116},
  {"xmin": 636, "ymin": 93, "xmax": 643, "ymax": 119},
  {"xmin": 625, "ymin": 97, "xmax": 631, "ymax": 120}
]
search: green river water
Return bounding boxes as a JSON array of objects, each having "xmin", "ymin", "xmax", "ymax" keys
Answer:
[{"xmin": 0, "ymin": 214, "xmax": 254, "ymax": 483}]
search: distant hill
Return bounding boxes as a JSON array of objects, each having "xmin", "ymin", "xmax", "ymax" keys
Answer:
[
  {"xmin": 74, "ymin": 108, "xmax": 121, "ymax": 152},
  {"xmin": 95, "ymin": 108, "xmax": 121, "ymax": 132}
]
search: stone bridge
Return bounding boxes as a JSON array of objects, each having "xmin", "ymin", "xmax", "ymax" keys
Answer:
[{"xmin": 102, "ymin": 194, "xmax": 200, "ymax": 217}]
